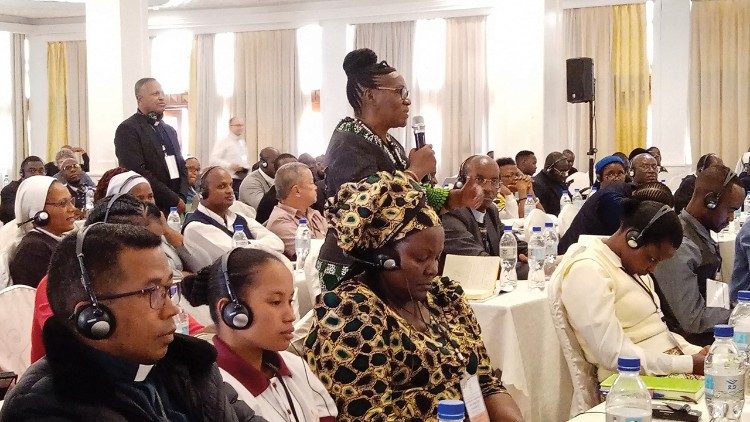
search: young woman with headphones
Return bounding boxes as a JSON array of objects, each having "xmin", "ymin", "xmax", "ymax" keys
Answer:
[
  {"xmin": 550, "ymin": 199, "xmax": 707, "ymax": 381},
  {"xmin": 305, "ymin": 171, "xmax": 522, "ymax": 421},
  {"xmin": 182, "ymin": 247, "xmax": 337, "ymax": 422},
  {"xmin": 9, "ymin": 175, "xmax": 78, "ymax": 287}
]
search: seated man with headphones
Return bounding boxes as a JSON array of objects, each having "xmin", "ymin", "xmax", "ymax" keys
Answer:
[
  {"xmin": 183, "ymin": 165, "xmax": 284, "ymax": 269},
  {"xmin": 673, "ymin": 153, "xmax": 724, "ymax": 213},
  {"xmin": 532, "ymin": 151, "xmax": 572, "ymax": 216},
  {"xmin": 653, "ymin": 165, "xmax": 745, "ymax": 346},
  {"xmin": 1, "ymin": 223, "xmax": 264, "ymax": 421},
  {"xmin": 182, "ymin": 247, "xmax": 337, "ymax": 421},
  {"xmin": 552, "ymin": 199, "xmax": 706, "ymax": 381},
  {"xmin": 239, "ymin": 147, "xmax": 281, "ymax": 209},
  {"xmin": 442, "ymin": 155, "xmax": 529, "ymax": 278},
  {"xmin": 9, "ymin": 175, "xmax": 77, "ymax": 287}
]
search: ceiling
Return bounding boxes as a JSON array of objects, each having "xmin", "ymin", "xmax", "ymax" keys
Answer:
[{"xmin": 0, "ymin": 0, "xmax": 318, "ymax": 21}]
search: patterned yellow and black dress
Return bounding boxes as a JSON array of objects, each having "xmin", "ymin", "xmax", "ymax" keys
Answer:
[{"xmin": 304, "ymin": 276, "xmax": 505, "ymax": 421}]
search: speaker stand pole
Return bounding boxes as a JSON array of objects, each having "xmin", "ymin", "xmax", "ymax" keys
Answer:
[{"xmin": 587, "ymin": 100, "xmax": 596, "ymax": 186}]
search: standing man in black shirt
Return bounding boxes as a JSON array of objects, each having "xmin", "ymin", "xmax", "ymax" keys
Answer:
[{"xmin": 115, "ymin": 78, "xmax": 187, "ymax": 214}]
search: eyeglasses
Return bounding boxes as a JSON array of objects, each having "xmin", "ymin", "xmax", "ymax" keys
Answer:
[
  {"xmin": 375, "ymin": 86, "xmax": 410, "ymax": 100},
  {"xmin": 636, "ymin": 164, "xmax": 658, "ymax": 171},
  {"xmin": 63, "ymin": 163, "xmax": 81, "ymax": 172},
  {"xmin": 468, "ymin": 176, "xmax": 501, "ymax": 188},
  {"xmin": 25, "ymin": 167, "xmax": 47, "ymax": 176},
  {"xmin": 45, "ymin": 197, "xmax": 76, "ymax": 208},
  {"xmin": 98, "ymin": 283, "xmax": 181, "ymax": 310}
]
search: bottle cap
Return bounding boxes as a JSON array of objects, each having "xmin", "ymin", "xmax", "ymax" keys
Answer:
[
  {"xmin": 714, "ymin": 324, "xmax": 734, "ymax": 338},
  {"xmin": 575, "ymin": 189, "xmax": 580, "ymax": 192},
  {"xmin": 170, "ymin": 207, "xmax": 177, "ymax": 212},
  {"xmin": 503, "ymin": 225, "xmax": 513, "ymax": 231},
  {"xmin": 437, "ymin": 400, "xmax": 465, "ymax": 419},
  {"xmin": 532, "ymin": 226, "xmax": 541, "ymax": 232},
  {"xmin": 527, "ymin": 194, "xmax": 533, "ymax": 198},
  {"xmin": 544, "ymin": 222, "xmax": 553, "ymax": 228},
  {"xmin": 234, "ymin": 225, "xmax": 244, "ymax": 232},
  {"xmin": 299, "ymin": 218, "xmax": 308, "ymax": 224},
  {"xmin": 617, "ymin": 356, "xmax": 640, "ymax": 372},
  {"xmin": 738, "ymin": 291, "xmax": 750, "ymax": 302}
]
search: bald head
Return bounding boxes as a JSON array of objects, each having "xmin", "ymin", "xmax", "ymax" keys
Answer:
[
  {"xmin": 464, "ymin": 155, "xmax": 500, "ymax": 211},
  {"xmin": 630, "ymin": 153, "xmax": 658, "ymax": 185},
  {"xmin": 259, "ymin": 147, "xmax": 281, "ymax": 177}
]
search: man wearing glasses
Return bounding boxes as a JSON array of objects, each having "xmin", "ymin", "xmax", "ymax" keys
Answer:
[
  {"xmin": 0, "ymin": 155, "xmax": 46, "ymax": 223},
  {"xmin": 654, "ymin": 165, "xmax": 745, "ymax": 346},
  {"xmin": 2, "ymin": 223, "xmax": 265, "ymax": 421},
  {"xmin": 533, "ymin": 151, "xmax": 573, "ymax": 216},
  {"xmin": 441, "ymin": 155, "xmax": 529, "ymax": 277},
  {"xmin": 54, "ymin": 156, "xmax": 95, "ymax": 210}
]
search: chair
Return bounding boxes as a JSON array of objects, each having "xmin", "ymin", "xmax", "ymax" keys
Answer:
[
  {"xmin": 523, "ymin": 208, "xmax": 553, "ymax": 241},
  {"xmin": 557, "ymin": 203, "xmax": 579, "ymax": 238},
  {"xmin": 566, "ymin": 171, "xmax": 591, "ymax": 193},
  {"xmin": 547, "ymin": 267, "xmax": 601, "ymax": 417},
  {"xmin": 0, "ymin": 285, "xmax": 36, "ymax": 378}
]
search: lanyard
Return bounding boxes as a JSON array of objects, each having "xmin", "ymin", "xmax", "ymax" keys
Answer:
[{"xmin": 624, "ymin": 270, "xmax": 663, "ymax": 319}]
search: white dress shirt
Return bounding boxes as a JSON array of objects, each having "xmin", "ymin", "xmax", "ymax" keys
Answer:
[
  {"xmin": 210, "ymin": 133, "xmax": 251, "ymax": 178},
  {"xmin": 556, "ymin": 238, "xmax": 701, "ymax": 381},
  {"xmin": 183, "ymin": 203, "xmax": 284, "ymax": 269}
]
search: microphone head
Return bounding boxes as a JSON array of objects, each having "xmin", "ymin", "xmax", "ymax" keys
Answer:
[{"xmin": 412, "ymin": 115, "xmax": 425, "ymax": 126}]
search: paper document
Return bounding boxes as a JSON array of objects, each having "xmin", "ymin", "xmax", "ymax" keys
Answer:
[
  {"xmin": 442, "ymin": 254, "xmax": 500, "ymax": 300},
  {"xmin": 706, "ymin": 278, "xmax": 730, "ymax": 309}
]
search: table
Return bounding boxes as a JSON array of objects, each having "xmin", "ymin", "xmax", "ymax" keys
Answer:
[
  {"xmin": 470, "ymin": 280, "xmax": 573, "ymax": 422},
  {"xmin": 569, "ymin": 397, "xmax": 750, "ymax": 421}
]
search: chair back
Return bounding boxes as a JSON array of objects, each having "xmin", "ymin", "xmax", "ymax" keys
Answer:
[
  {"xmin": 524, "ymin": 208, "xmax": 552, "ymax": 241},
  {"xmin": 0, "ymin": 285, "xmax": 36, "ymax": 377},
  {"xmin": 547, "ymin": 263, "xmax": 601, "ymax": 417},
  {"xmin": 566, "ymin": 171, "xmax": 591, "ymax": 193},
  {"xmin": 557, "ymin": 203, "xmax": 580, "ymax": 238}
]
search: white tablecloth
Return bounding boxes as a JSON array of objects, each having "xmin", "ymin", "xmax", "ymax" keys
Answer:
[
  {"xmin": 718, "ymin": 231, "xmax": 737, "ymax": 282},
  {"xmin": 569, "ymin": 397, "xmax": 750, "ymax": 421},
  {"xmin": 470, "ymin": 280, "xmax": 573, "ymax": 422}
]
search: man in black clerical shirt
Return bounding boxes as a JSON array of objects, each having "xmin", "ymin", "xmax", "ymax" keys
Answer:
[{"xmin": 115, "ymin": 78, "xmax": 188, "ymax": 214}]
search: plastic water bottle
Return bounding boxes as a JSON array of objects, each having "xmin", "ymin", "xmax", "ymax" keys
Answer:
[
  {"xmin": 605, "ymin": 356, "xmax": 652, "ymax": 422},
  {"xmin": 705, "ymin": 325, "xmax": 745, "ymax": 420},
  {"xmin": 232, "ymin": 225, "xmax": 250, "ymax": 248},
  {"xmin": 166, "ymin": 207, "xmax": 182, "ymax": 232},
  {"xmin": 523, "ymin": 194, "xmax": 535, "ymax": 219},
  {"xmin": 572, "ymin": 188, "xmax": 584, "ymax": 209},
  {"xmin": 437, "ymin": 399, "xmax": 465, "ymax": 422},
  {"xmin": 542, "ymin": 222, "xmax": 558, "ymax": 276},
  {"xmin": 174, "ymin": 307, "xmax": 189, "ymax": 335},
  {"xmin": 730, "ymin": 291, "xmax": 750, "ymax": 393},
  {"xmin": 295, "ymin": 218, "xmax": 311, "ymax": 267},
  {"xmin": 560, "ymin": 190, "xmax": 572, "ymax": 210},
  {"xmin": 588, "ymin": 185, "xmax": 598, "ymax": 199},
  {"xmin": 499, "ymin": 225, "xmax": 518, "ymax": 289},
  {"xmin": 84, "ymin": 187, "xmax": 95, "ymax": 214},
  {"xmin": 744, "ymin": 193, "xmax": 750, "ymax": 213},
  {"xmin": 528, "ymin": 226, "xmax": 546, "ymax": 290}
]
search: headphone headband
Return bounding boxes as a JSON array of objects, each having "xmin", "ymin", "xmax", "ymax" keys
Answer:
[
  {"xmin": 103, "ymin": 193, "xmax": 127, "ymax": 223},
  {"xmin": 626, "ymin": 204, "xmax": 672, "ymax": 248},
  {"xmin": 546, "ymin": 156, "xmax": 568, "ymax": 172}
]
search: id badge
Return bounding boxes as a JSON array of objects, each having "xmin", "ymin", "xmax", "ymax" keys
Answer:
[
  {"xmin": 165, "ymin": 155, "xmax": 180, "ymax": 180},
  {"xmin": 460, "ymin": 372, "xmax": 489, "ymax": 422},
  {"xmin": 706, "ymin": 278, "xmax": 730, "ymax": 310}
]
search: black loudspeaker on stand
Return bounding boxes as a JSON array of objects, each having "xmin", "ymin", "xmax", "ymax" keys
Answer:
[{"xmin": 566, "ymin": 57, "xmax": 596, "ymax": 186}]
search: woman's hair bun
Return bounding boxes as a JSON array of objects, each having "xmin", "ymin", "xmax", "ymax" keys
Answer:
[
  {"xmin": 181, "ymin": 265, "xmax": 213, "ymax": 307},
  {"xmin": 343, "ymin": 48, "xmax": 378, "ymax": 76}
]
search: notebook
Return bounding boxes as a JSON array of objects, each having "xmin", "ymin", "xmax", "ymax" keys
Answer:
[
  {"xmin": 442, "ymin": 254, "xmax": 500, "ymax": 300},
  {"xmin": 600, "ymin": 374, "xmax": 705, "ymax": 402}
]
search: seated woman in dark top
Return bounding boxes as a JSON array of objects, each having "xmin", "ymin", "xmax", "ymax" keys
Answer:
[
  {"xmin": 10, "ymin": 176, "xmax": 77, "ymax": 287},
  {"xmin": 306, "ymin": 171, "xmax": 522, "ymax": 421}
]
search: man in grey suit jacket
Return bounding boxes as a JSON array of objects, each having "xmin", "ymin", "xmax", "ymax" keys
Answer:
[
  {"xmin": 239, "ymin": 147, "xmax": 280, "ymax": 209},
  {"xmin": 441, "ymin": 155, "xmax": 528, "ymax": 278}
]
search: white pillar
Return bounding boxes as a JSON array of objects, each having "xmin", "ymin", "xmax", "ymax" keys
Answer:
[
  {"xmin": 320, "ymin": 21, "xmax": 351, "ymax": 143},
  {"xmin": 651, "ymin": 0, "xmax": 691, "ymax": 167},
  {"xmin": 488, "ymin": 0, "xmax": 565, "ymax": 159},
  {"xmin": 85, "ymin": 0, "xmax": 149, "ymax": 175}
]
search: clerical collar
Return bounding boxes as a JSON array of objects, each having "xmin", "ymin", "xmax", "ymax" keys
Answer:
[
  {"xmin": 81, "ymin": 340, "xmax": 155, "ymax": 383},
  {"xmin": 470, "ymin": 208, "xmax": 486, "ymax": 223}
]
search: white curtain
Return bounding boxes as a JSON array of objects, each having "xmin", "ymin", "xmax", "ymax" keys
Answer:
[
  {"xmin": 64, "ymin": 40, "xmax": 88, "ymax": 152},
  {"xmin": 689, "ymin": 0, "xmax": 750, "ymax": 166},
  {"xmin": 354, "ymin": 21, "xmax": 415, "ymax": 147},
  {"xmin": 188, "ymin": 33, "xmax": 218, "ymax": 163},
  {"xmin": 442, "ymin": 16, "xmax": 488, "ymax": 178},
  {"xmin": 233, "ymin": 30, "xmax": 300, "ymax": 158},
  {"xmin": 564, "ymin": 7, "xmax": 616, "ymax": 168},
  {"xmin": 11, "ymin": 33, "xmax": 27, "ymax": 176}
]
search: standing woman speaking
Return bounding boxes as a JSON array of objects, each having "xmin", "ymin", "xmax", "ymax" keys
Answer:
[{"xmin": 319, "ymin": 48, "xmax": 481, "ymax": 292}]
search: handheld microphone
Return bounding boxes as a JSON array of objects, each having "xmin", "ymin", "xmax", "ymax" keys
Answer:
[{"xmin": 411, "ymin": 116, "xmax": 426, "ymax": 149}]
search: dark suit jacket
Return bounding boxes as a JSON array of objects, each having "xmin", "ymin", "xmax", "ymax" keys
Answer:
[
  {"xmin": 114, "ymin": 112, "xmax": 187, "ymax": 211},
  {"xmin": 533, "ymin": 170, "xmax": 566, "ymax": 216},
  {"xmin": 0, "ymin": 180, "xmax": 20, "ymax": 223},
  {"xmin": 673, "ymin": 174, "xmax": 696, "ymax": 214}
]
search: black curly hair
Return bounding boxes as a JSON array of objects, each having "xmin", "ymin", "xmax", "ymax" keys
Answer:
[{"xmin": 343, "ymin": 48, "xmax": 396, "ymax": 116}]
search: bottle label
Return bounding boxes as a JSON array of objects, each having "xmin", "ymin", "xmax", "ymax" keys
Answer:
[
  {"xmin": 500, "ymin": 248, "xmax": 516, "ymax": 260},
  {"xmin": 734, "ymin": 332, "xmax": 749, "ymax": 350},
  {"xmin": 605, "ymin": 409, "xmax": 651, "ymax": 422},
  {"xmin": 705, "ymin": 374, "xmax": 744, "ymax": 397},
  {"xmin": 530, "ymin": 247, "xmax": 546, "ymax": 261}
]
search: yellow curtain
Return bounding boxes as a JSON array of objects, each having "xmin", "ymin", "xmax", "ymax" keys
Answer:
[
  {"xmin": 47, "ymin": 42, "xmax": 68, "ymax": 162},
  {"xmin": 612, "ymin": 4, "xmax": 649, "ymax": 154}
]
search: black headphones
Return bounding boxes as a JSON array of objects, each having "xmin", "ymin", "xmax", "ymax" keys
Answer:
[
  {"xmin": 74, "ymin": 222, "xmax": 116, "ymax": 340},
  {"xmin": 199, "ymin": 166, "xmax": 221, "ymax": 200},
  {"xmin": 17, "ymin": 210, "xmax": 49, "ymax": 227},
  {"xmin": 219, "ymin": 248, "xmax": 252, "ymax": 329},
  {"xmin": 454, "ymin": 155, "xmax": 479, "ymax": 189},
  {"xmin": 697, "ymin": 153, "xmax": 717, "ymax": 174},
  {"xmin": 546, "ymin": 156, "xmax": 569, "ymax": 173},
  {"xmin": 625, "ymin": 204, "xmax": 673, "ymax": 249},
  {"xmin": 704, "ymin": 168, "xmax": 737, "ymax": 210}
]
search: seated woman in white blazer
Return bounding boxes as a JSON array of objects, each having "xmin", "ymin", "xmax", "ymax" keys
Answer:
[
  {"xmin": 551, "ymin": 199, "xmax": 706, "ymax": 381},
  {"xmin": 182, "ymin": 247, "xmax": 337, "ymax": 421}
]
